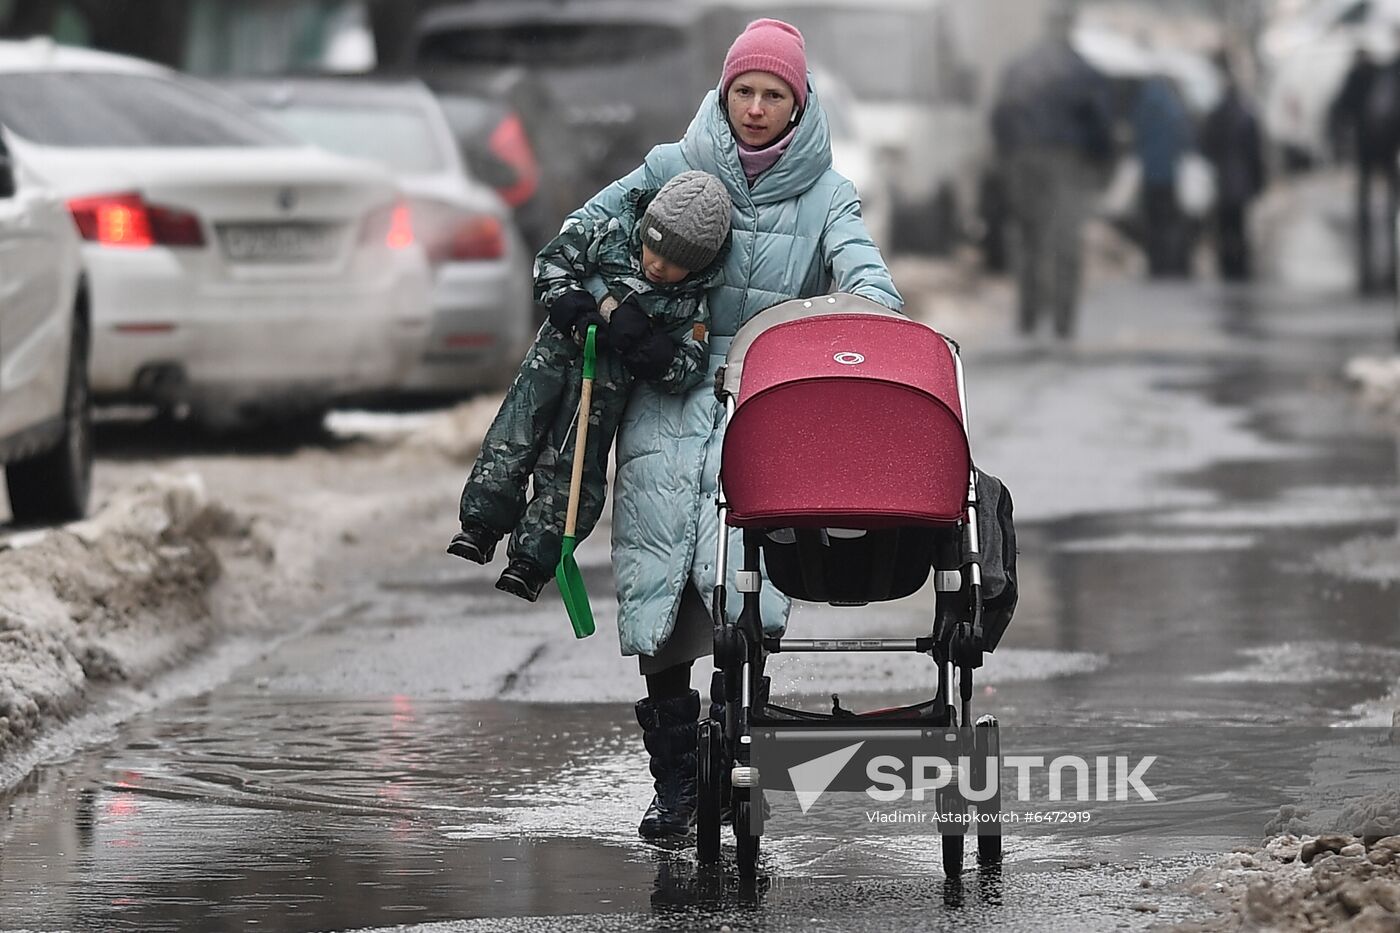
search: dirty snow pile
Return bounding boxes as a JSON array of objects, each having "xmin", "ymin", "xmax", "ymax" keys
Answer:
[
  {"xmin": 1345, "ymin": 356, "xmax": 1400, "ymax": 418},
  {"xmin": 1182, "ymin": 788, "xmax": 1400, "ymax": 932},
  {"xmin": 1181, "ymin": 833, "xmax": 1400, "ymax": 932},
  {"xmin": 328, "ymin": 393, "xmax": 503, "ymax": 464},
  {"xmin": 0, "ymin": 474, "xmax": 273, "ymax": 764}
]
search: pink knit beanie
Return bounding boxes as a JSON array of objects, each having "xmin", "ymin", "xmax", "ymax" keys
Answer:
[{"xmin": 721, "ymin": 18, "xmax": 808, "ymax": 109}]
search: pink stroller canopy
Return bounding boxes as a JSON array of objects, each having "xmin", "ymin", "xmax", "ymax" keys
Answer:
[{"xmin": 721, "ymin": 296, "xmax": 970, "ymax": 529}]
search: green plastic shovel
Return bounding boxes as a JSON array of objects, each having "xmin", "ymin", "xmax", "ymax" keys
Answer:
[{"xmin": 556, "ymin": 324, "xmax": 597, "ymax": 639}]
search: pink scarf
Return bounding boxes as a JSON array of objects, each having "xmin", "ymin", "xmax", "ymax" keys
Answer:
[{"xmin": 737, "ymin": 128, "xmax": 795, "ymax": 185}]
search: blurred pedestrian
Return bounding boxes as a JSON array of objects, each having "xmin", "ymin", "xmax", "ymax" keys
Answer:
[
  {"xmin": 1200, "ymin": 55, "xmax": 1266, "ymax": 281},
  {"xmin": 1130, "ymin": 76, "xmax": 1194, "ymax": 277},
  {"xmin": 1330, "ymin": 47, "xmax": 1378, "ymax": 166},
  {"xmin": 991, "ymin": 4, "xmax": 1114, "ymax": 337},
  {"xmin": 977, "ymin": 167, "xmax": 1010, "ymax": 273},
  {"xmin": 449, "ymin": 171, "xmax": 732, "ymax": 602},
  {"xmin": 556, "ymin": 18, "xmax": 900, "ymax": 839},
  {"xmin": 1330, "ymin": 42, "xmax": 1400, "ymax": 293}
]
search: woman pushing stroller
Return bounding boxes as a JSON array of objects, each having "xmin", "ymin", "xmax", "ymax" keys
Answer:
[
  {"xmin": 578, "ymin": 17, "xmax": 903, "ymax": 839},
  {"xmin": 454, "ymin": 18, "xmax": 902, "ymax": 839}
]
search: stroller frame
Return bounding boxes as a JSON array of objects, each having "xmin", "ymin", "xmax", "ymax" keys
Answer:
[{"xmin": 698, "ymin": 304, "xmax": 1003, "ymax": 879}]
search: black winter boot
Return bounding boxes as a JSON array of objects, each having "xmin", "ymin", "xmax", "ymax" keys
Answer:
[
  {"xmin": 635, "ymin": 689, "xmax": 700, "ymax": 839},
  {"xmin": 446, "ymin": 523, "xmax": 499, "ymax": 565},
  {"xmin": 495, "ymin": 558, "xmax": 549, "ymax": 602}
]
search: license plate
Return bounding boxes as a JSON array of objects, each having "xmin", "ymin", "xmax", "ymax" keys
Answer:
[{"xmin": 219, "ymin": 223, "xmax": 342, "ymax": 262}]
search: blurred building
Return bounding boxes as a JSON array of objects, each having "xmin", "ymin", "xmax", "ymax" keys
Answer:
[
  {"xmin": 0, "ymin": 0, "xmax": 385, "ymax": 74},
  {"xmin": 184, "ymin": 0, "xmax": 375, "ymax": 75}
]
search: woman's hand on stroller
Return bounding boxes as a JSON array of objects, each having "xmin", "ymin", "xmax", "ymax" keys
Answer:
[
  {"xmin": 611, "ymin": 298, "xmax": 676, "ymax": 379},
  {"xmin": 548, "ymin": 289, "xmax": 611, "ymax": 351}
]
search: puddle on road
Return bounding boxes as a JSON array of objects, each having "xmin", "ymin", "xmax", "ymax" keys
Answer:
[
  {"xmin": 4, "ymin": 285, "xmax": 1400, "ymax": 932},
  {"xmin": 2, "ymin": 663, "xmax": 1399, "ymax": 933}
]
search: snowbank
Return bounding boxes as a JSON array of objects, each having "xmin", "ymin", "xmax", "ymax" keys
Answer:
[
  {"xmin": 1181, "ymin": 833, "xmax": 1400, "ymax": 931},
  {"xmin": 327, "ymin": 393, "xmax": 504, "ymax": 464},
  {"xmin": 0, "ymin": 474, "xmax": 273, "ymax": 765}
]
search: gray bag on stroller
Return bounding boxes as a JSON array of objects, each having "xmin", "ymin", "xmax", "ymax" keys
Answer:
[{"xmin": 976, "ymin": 470, "xmax": 1018, "ymax": 652}]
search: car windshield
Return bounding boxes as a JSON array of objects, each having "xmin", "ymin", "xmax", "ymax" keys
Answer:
[
  {"xmin": 419, "ymin": 22, "xmax": 686, "ymax": 67},
  {"xmin": 256, "ymin": 103, "xmax": 445, "ymax": 174},
  {"xmin": 0, "ymin": 72, "xmax": 294, "ymax": 148}
]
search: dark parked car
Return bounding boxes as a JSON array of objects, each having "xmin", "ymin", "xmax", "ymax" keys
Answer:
[
  {"xmin": 432, "ymin": 89, "xmax": 567, "ymax": 254},
  {"xmin": 413, "ymin": 1, "xmax": 722, "ymax": 217}
]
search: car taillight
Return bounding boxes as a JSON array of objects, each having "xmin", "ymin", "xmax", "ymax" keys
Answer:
[
  {"xmin": 363, "ymin": 201, "xmax": 416, "ymax": 250},
  {"xmin": 386, "ymin": 203, "xmax": 414, "ymax": 249},
  {"xmin": 68, "ymin": 192, "xmax": 205, "ymax": 248},
  {"xmin": 487, "ymin": 113, "xmax": 539, "ymax": 208},
  {"xmin": 450, "ymin": 215, "xmax": 505, "ymax": 261}
]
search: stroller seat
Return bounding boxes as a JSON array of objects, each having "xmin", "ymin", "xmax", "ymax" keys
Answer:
[{"xmin": 720, "ymin": 302, "xmax": 970, "ymax": 603}]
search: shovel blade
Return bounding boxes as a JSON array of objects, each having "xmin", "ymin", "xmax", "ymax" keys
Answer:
[{"xmin": 555, "ymin": 536, "xmax": 595, "ymax": 639}]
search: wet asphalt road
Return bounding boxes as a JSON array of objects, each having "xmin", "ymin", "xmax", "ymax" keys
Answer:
[{"xmin": 5, "ymin": 235, "xmax": 1400, "ymax": 929}]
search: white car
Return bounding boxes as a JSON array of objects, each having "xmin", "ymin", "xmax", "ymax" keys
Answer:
[
  {"xmin": 0, "ymin": 40, "xmax": 433, "ymax": 430},
  {"xmin": 1260, "ymin": 0, "xmax": 1400, "ymax": 163},
  {"xmin": 0, "ymin": 125, "xmax": 90, "ymax": 523},
  {"xmin": 226, "ymin": 77, "xmax": 535, "ymax": 395}
]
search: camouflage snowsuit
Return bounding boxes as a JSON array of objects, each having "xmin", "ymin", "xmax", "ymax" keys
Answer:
[{"xmin": 458, "ymin": 188, "xmax": 720, "ymax": 571}]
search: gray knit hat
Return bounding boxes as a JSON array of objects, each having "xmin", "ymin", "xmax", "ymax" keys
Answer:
[{"xmin": 641, "ymin": 171, "xmax": 732, "ymax": 272}]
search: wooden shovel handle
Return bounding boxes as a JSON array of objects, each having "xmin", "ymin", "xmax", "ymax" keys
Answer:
[{"xmin": 563, "ymin": 372, "xmax": 593, "ymax": 538}]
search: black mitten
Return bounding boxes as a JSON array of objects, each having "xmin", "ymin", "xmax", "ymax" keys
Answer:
[
  {"xmin": 609, "ymin": 297, "xmax": 651, "ymax": 355},
  {"xmin": 547, "ymin": 289, "xmax": 596, "ymax": 335},
  {"xmin": 622, "ymin": 331, "xmax": 677, "ymax": 379},
  {"xmin": 573, "ymin": 311, "xmax": 610, "ymax": 353}
]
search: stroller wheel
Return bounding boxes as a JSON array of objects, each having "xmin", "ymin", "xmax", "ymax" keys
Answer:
[
  {"xmin": 734, "ymin": 801, "xmax": 760, "ymax": 879},
  {"xmin": 941, "ymin": 832, "xmax": 964, "ymax": 877},
  {"xmin": 974, "ymin": 718, "xmax": 1003, "ymax": 866},
  {"xmin": 696, "ymin": 719, "xmax": 723, "ymax": 864},
  {"xmin": 938, "ymin": 778, "xmax": 968, "ymax": 878}
]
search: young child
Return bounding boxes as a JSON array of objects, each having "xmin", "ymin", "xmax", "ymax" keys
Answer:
[{"xmin": 448, "ymin": 170, "xmax": 733, "ymax": 601}]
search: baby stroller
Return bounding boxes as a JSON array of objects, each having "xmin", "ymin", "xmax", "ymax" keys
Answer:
[{"xmin": 700, "ymin": 294, "xmax": 1013, "ymax": 879}]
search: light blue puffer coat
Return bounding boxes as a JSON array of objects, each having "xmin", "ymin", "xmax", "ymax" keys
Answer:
[{"xmin": 570, "ymin": 80, "xmax": 903, "ymax": 658}]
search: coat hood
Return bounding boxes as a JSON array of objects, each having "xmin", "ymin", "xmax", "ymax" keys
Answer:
[{"xmin": 680, "ymin": 76, "xmax": 833, "ymax": 206}]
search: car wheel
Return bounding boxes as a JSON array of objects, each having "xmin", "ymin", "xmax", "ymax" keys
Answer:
[{"xmin": 6, "ymin": 313, "xmax": 93, "ymax": 524}]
